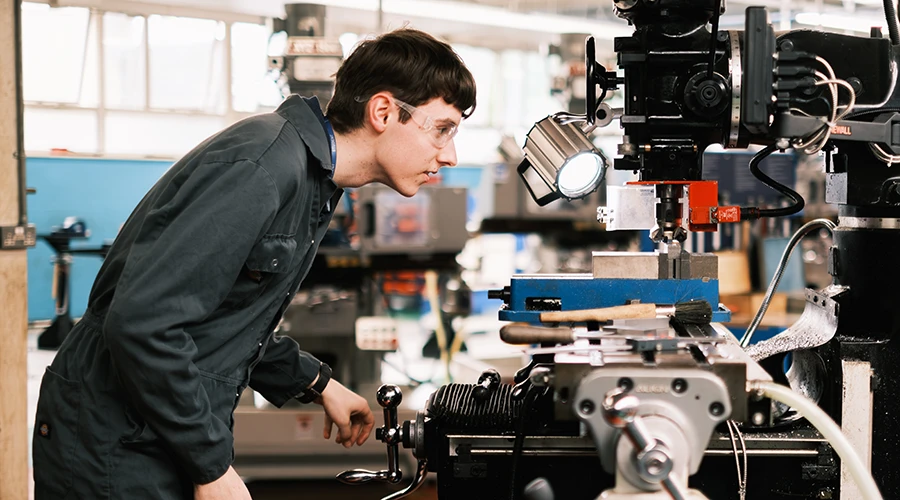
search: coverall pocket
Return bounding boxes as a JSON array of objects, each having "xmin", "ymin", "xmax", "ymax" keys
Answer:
[
  {"xmin": 33, "ymin": 367, "xmax": 82, "ymax": 498},
  {"xmin": 198, "ymin": 372, "xmax": 241, "ymax": 431},
  {"xmin": 222, "ymin": 234, "xmax": 296, "ymax": 310},
  {"xmin": 119, "ymin": 405, "xmax": 158, "ymax": 447}
]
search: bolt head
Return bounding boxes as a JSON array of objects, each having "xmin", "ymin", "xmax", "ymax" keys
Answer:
[
  {"xmin": 638, "ymin": 449, "xmax": 672, "ymax": 481},
  {"xmin": 579, "ymin": 399, "xmax": 595, "ymax": 415}
]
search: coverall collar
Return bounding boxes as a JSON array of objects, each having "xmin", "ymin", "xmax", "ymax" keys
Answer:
[{"xmin": 276, "ymin": 95, "xmax": 335, "ymax": 175}]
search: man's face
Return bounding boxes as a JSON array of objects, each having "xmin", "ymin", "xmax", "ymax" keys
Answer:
[{"xmin": 375, "ymin": 97, "xmax": 462, "ymax": 197}]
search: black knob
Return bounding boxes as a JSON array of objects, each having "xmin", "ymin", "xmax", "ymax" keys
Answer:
[
  {"xmin": 477, "ymin": 369, "xmax": 501, "ymax": 387},
  {"xmin": 487, "ymin": 286, "xmax": 511, "ymax": 304},
  {"xmin": 473, "ymin": 369, "xmax": 501, "ymax": 402}
]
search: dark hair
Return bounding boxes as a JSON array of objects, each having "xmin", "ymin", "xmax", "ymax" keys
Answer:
[{"xmin": 326, "ymin": 28, "xmax": 476, "ymax": 134}]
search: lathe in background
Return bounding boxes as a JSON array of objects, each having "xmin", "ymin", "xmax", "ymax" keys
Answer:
[{"xmin": 267, "ymin": 3, "xmax": 343, "ymax": 107}]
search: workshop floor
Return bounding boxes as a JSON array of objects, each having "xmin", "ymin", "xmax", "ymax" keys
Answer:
[{"xmin": 246, "ymin": 480, "xmax": 438, "ymax": 499}]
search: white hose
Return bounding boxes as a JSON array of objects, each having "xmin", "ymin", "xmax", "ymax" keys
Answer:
[{"xmin": 753, "ymin": 381, "xmax": 883, "ymax": 500}]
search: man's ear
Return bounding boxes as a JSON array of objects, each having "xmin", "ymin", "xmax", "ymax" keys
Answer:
[{"xmin": 366, "ymin": 93, "xmax": 392, "ymax": 134}]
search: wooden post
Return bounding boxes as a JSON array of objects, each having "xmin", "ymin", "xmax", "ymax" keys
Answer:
[{"xmin": 0, "ymin": 0, "xmax": 31, "ymax": 498}]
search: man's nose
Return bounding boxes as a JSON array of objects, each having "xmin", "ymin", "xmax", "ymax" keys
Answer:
[{"xmin": 437, "ymin": 138, "xmax": 458, "ymax": 167}]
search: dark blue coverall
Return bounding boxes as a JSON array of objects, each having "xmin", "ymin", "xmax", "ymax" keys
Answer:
[{"xmin": 32, "ymin": 95, "xmax": 343, "ymax": 499}]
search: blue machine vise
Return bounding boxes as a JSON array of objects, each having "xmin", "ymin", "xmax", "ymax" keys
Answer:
[{"xmin": 492, "ymin": 252, "xmax": 731, "ymax": 324}]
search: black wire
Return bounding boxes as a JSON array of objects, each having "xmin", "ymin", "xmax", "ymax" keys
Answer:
[
  {"xmin": 509, "ymin": 386, "xmax": 542, "ymax": 500},
  {"xmin": 885, "ymin": 0, "xmax": 900, "ymax": 45},
  {"xmin": 707, "ymin": 0, "xmax": 722, "ymax": 79},
  {"xmin": 740, "ymin": 144, "xmax": 805, "ymax": 220}
]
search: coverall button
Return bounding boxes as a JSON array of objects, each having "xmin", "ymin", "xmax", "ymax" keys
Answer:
[{"xmin": 271, "ymin": 258, "xmax": 278, "ymax": 267}]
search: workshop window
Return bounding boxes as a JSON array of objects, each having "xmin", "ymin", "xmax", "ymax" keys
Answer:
[
  {"xmin": 147, "ymin": 15, "xmax": 226, "ymax": 113},
  {"xmin": 452, "ymin": 44, "xmax": 496, "ymax": 129},
  {"xmin": 24, "ymin": 108, "xmax": 98, "ymax": 153},
  {"xmin": 104, "ymin": 12, "xmax": 146, "ymax": 110},
  {"xmin": 231, "ymin": 22, "xmax": 276, "ymax": 113},
  {"xmin": 104, "ymin": 111, "xmax": 226, "ymax": 157},
  {"xmin": 22, "ymin": 3, "xmax": 97, "ymax": 106}
]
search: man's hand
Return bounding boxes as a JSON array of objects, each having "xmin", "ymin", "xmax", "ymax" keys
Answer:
[
  {"xmin": 318, "ymin": 380, "xmax": 375, "ymax": 448},
  {"xmin": 194, "ymin": 466, "xmax": 251, "ymax": 500}
]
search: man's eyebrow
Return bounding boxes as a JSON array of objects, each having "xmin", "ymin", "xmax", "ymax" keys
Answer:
[{"xmin": 435, "ymin": 118, "xmax": 459, "ymax": 127}]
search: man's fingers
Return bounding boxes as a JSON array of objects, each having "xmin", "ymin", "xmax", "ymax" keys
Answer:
[
  {"xmin": 338, "ymin": 419, "xmax": 352, "ymax": 448},
  {"xmin": 324, "ymin": 414, "xmax": 334, "ymax": 439},
  {"xmin": 358, "ymin": 413, "xmax": 376, "ymax": 445},
  {"xmin": 349, "ymin": 419, "xmax": 362, "ymax": 447}
]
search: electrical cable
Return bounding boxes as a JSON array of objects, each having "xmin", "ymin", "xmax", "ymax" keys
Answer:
[
  {"xmin": 726, "ymin": 420, "xmax": 747, "ymax": 500},
  {"xmin": 869, "ymin": 142, "xmax": 900, "ymax": 165},
  {"xmin": 739, "ymin": 145, "xmax": 805, "ymax": 221},
  {"xmin": 509, "ymin": 385, "xmax": 542, "ymax": 500},
  {"xmin": 796, "ymin": 64, "xmax": 857, "ymax": 155},
  {"xmin": 788, "ymin": 57, "xmax": 857, "ymax": 156},
  {"xmin": 753, "ymin": 381, "xmax": 883, "ymax": 500},
  {"xmin": 707, "ymin": 0, "xmax": 722, "ymax": 79},
  {"xmin": 739, "ymin": 218, "xmax": 837, "ymax": 347},
  {"xmin": 884, "ymin": 0, "xmax": 900, "ymax": 45}
]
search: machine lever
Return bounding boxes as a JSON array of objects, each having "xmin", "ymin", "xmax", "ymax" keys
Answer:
[
  {"xmin": 602, "ymin": 387, "xmax": 688, "ymax": 500},
  {"xmin": 335, "ymin": 469, "xmax": 393, "ymax": 484},
  {"xmin": 337, "ymin": 385, "xmax": 404, "ymax": 485},
  {"xmin": 511, "ymin": 377, "xmax": 531, "ymax": 400},
  {"xmin": 380, "ymin": 459, "xmax": 428, "ymax": 500},
  {"xmin": 523, "ymin": 477, "xmax": 555, "ymax": 500},
  {"xmin": 514, "ymin": 358, "xmax": 538, "ymax": 384}
]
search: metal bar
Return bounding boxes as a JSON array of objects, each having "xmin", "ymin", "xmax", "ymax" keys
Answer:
[
  {"xmin": 96, "ymin": 10, "xmax": 106, "ymax": 154},
  {"xmin": 144, "ymin": 14, "xmax": 150, "ymax": 110},
  {"xmin": 460, "ymin": 447, "xmax": 820, "ymax": 457},
  {"xmin": 224, "ymin": 21, "xmax": 234, "ymax": 120},
  {"xmin": 76, "ymin": 8, "xmax": 92, "ymax": 108},
  {"xmin": 24, "ymin": 101, "xmax": 258, "ymax": 118},
  {"xmin": 28, "ymin": 0, "xmax": 266, "ymax": 25},
  {"xmin": 15, "ymin": 0, "xmax": 27, "ymax": 224},
  {"xmin": 377, "ymin": 0, "xmax": 383, "ymax": 32}
]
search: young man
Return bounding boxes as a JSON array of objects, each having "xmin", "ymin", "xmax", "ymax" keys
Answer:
[{"xmin": 32, "ymin": 28, "xmax": 476, "ymax": 499}]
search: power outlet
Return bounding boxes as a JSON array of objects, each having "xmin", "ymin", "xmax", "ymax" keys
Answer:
[
  {"xmin": 0, "ymin": 224, "xmax": 36, "ymax": 249},
  {"xmin": 355, "ymin": 316, "xmax": 399, "ymax": 351}
]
